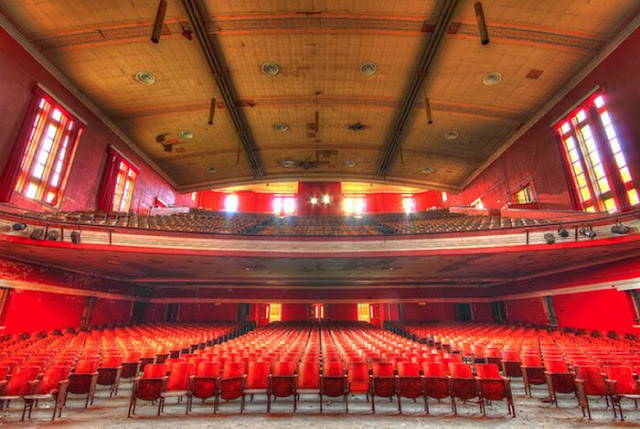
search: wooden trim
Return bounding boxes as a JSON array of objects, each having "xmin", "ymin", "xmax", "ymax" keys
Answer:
[
  {"xmin": 0, "ymin": 279, "xmax": 136, "ymax": 302},
  {"xmin": 35, "ymin": 83, "xmax": 87, "ymax": 125}
]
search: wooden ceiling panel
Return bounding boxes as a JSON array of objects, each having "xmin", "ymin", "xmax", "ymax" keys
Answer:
[
  {"xmin": 117, "ymin": 110, "xmax": 243, "ymax": 161},
  {"xmin": 457, "ymin": 0, "xmax": 640, "ymax": 39},
  {"xmin": 158, "ymin": 152, "xmax": 255, "ymax": 186},
  {"xmin": 0, "ymin": 0, "xmax": 186, "ymax": 37},
  {"xmin": 202, "ymin": 0, "xmax": 440, "ymax": 17},
  {"xmin": 215, "ymin": 32, "xmax": 426, "ymax": 100},
  {"xmin": 423, "ymin": 37, "xmax": 587, "ymax": 115},
  {"xmin": 401, "ymin": 110, "xmax": 519, "ymax": 162},
  {"xmin": 243, "ymin": 105, "xmax": 394, "ymax": 152},
  {"xmin": 1, "ymin": 0, "xmax": 637, "ymax": 192}
]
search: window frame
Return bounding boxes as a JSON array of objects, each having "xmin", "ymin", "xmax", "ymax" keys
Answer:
[
  {"xmin": 555, "ymin": 90, "xmax": 637, "ymax": 212},
  {"xmin": 542, "ymin": 296, "xmax": 558, "ymax": 326},
  {"xmin": 0, "ymin": 86, "xmax": 85, "ymax": 206},
  {"xmin": 97, "ymin": 146, "xmax": 140, "ymax": 212}
]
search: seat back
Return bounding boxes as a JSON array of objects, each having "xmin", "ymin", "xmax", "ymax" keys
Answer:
[
  {"xmin": 273, "ymin": 361, "xmax": 295, "ymax": 377},
  {"xmin": 166, "ymin": 363, "xmax": 192, "ymax": 391},
  {"xmin": 449, "ymin": 363, "xmax": 473, "ymax": 378},
  {"xmin": 423, "ymin": 362, "xmax": 447, "ymax": 377},
  {"xmin": 521, "ymin": 354, "xmax": 542, "ymax": 367},
  {"xmin": 196, "ymin": 361, "xmax": 220, "ymax": 377},
  {"xmin": 143, "ymin": 363, "xmax": 168, "ymax": 379},
  {"xmin": 372, "ymin": 362, "xmax": 394, "ymax": 378},
  {"xmin": 398, "ymin": 361, "xmax": 420, "ymax": 377},
  {"xmin": 323, "ymin": 360, "xmax": 344, "ymax": 377},
  {"xmin": 4, "ymin": 366, "xmax": 41, "ymax": 396},
  {"xmin": 74, "ymin": 360, "xmax": 99, "ymax": 374},
  {"xmin": 476, "ymin": 363, "xmax": 501, "ymax": 379},
  {"xmin": 35, "ymin": 366, "xmax": 72, "ymax": 394},
  {"xmin": 545, "ymin": 360, "xmax": 569, "ymax": 373},
  {"xmin": 246, "ymin": 361, "xmax": 270, "ymax": 389},
  {"xmin": 222, "ymin": 361, "xmax": 246, "ymax": 379},
  {"xmin": 297, "ymin": 361, "xmax": 320, "ymax": 389},
  {"xmin": 100, "ymin": 356, "xmax": 123, "ymax": 368},
  {"xmin": 576, "ymin": 365, "xmax": 608, "ymax": 396},
  {"xmin": 604, "ymin": 365, "xmax": 640, "ymax": 395}
]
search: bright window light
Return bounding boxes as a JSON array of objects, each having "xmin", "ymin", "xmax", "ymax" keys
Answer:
[
  {"xmin": 273, "ymin": 196, "xmax": 296, "ymax": 214},
  {"xmin": 322, "ymin": 195, "xmax": 331, "ymax": 204},
  {"xmin": 344, "ymin": 196, "xmax": 365, "ymax": 215},
  {"xmin": 402, "ymin": 197, "xmax": 415, "ymax": 213},
  {"xmin": 224, "ymin": 194, "xmax": 239, "ymax": 212},
  {"xmin": 442, "ymin": 192, "xmax": 448, "ymax": 202}
]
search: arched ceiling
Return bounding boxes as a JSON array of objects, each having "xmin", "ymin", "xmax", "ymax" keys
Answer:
[{"xmin": 1, "ymin": 0, "xmax": 639, "ymax": 192}]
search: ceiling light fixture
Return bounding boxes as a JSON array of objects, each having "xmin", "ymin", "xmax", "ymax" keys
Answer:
[
  {"xmin": 134, "ymin": 71, "xmax": 157, "ymax": 86},
  {"xmin": 424, "ymin": 97, "xmax": 433, "ymax": 125},
  {"xmin": 557, "ymin": 227, "xmax": 570, "ymax": 238},
  {"xmin": 273, "ymin": 123, "xmax": 289, "ymax": 132},
  {"xmin": 207, "ymin": 166, "xmax": 217, "ymax": 174},
  {"xmin": 422, "ymin": 167, "xmax": 435, "ymax": 174},
  {"xmin": 261, "ymin": 62, "xmax": 280, "ymax": 76},
  {"xmin": 483, "ymin": 72, "xmax": 502, "ymax": 86},
  {"xmin": 579, "ymin": 226, "xmax": 596, "ymax": 239},
  {"xmin": 444, "ymin": 130, "xmax": 459, "ymax": 140},
  {"xmin": 360, "ymin": 62, "xmax": 378, "ymax": 76},
  {"xmin": 474, "ymin": 2, "xmax": 490, "ymax": 45},
  {"xmin": 151, "ymin": 0, "xmax": 167, "ymax": 44},
  {"xmin": 178, "ymin": 131, "xmax": 194, "ymax": 140},
  {"xmin": 344, "ymin": 161, "xmax": 356, "ymax": 167},
  {"xmin": 12, "ymin": 223, "xmax": 27, "ymax": 231},
  {"xmin": 283, "ymin": 160, "xmax": 295, "ymax": 168}
]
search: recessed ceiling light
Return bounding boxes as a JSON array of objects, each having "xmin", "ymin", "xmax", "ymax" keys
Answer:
[
  {"xmin": 178, "ymin": 131, "xmax": 194, "ymax": 140},
  {"xmin": 273, "ymin": 123, "xmax": 289, "ymax": 132},
  {"xmin": 360, "ymin": 62, "xmax": 377, "ymax": 76},
  {"xmin": 283, "ymin": 160, "xmax": 295, "ymax": 168},
  {"xmin": 483, "ymin": 72, "xmax": 502, "ymax": 86},
  {"xmin": 207, "ymin": 166, "xmax": 217, "ymax": 173},
  {"xmin": 134, "ymin": 71, "xmax": 156, "ymax": 86},
  {"xmin": 444, "ymin": 130, "xmax": 459, "ymax": 140},
  {"xmin": 261, "ymin": 62, "xmax": 280, "ymax": 76},
  {"xmin": 344, "ymin": 160, "xmax": 356, "ymax": 167},
  {"xmin": 422, "ymin": 167, "xmax": 435, "ymax": 174}
]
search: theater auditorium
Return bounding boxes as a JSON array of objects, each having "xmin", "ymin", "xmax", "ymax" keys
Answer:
[{"xmin": 0, "ymin": 1, "xmax": 640, "ymax": 427}]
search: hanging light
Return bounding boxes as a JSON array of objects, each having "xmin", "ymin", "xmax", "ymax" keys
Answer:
[{"xmin": 474, "ymin": 2, "xmax": 490, "ymax": 45}]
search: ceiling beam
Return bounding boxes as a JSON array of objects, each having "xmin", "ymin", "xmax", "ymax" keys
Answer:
[
  {"xmin": 181, "ymin": 0, "xmax": 264, "ymax": 177},
  {"xmin": 376, "ymin": 0, "xmax": 460, "ymax": 178}
]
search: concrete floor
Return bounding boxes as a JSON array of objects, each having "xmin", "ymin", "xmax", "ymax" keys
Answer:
[{"xmin": 1, "ymin": 379, "xmax": 638, "ymax": 428}]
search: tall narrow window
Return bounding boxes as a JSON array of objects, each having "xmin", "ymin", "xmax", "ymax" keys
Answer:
[
  {"xmin": 311, "ymin": 304, "xmax": 325, "ymax": 319},
  {"xmin": 402, "ymin": 196, "xmax": 415, "ymax": 213},
  {"xmin": 344, "ymin": 195, "xmax": 365, "ymax": 215},
  {"xmin": 273, "ymin": 195, "xmax": 296, "ymax": 215},
  {"xmin": 268, "ymin": 303, "xmax": 282, "ymax": 322},
  {"xmin": 224, "ymin": 194, "xmax": 239, "ymax": 212},
  {"xmin": 628, "ymin": 291, "xmax": 640, "ymax": 324},
  {"xmin": 0, "ymin": 288, "xmax": 9, "ymax": 325},
  {"xmin": 97, "ymin": 147, "xmax": 139, "ymax": 212},
  {"xmin": 357, "ymin": 303, "xmax": 371, "ymax": 322},
  {"xmin": 1, "ymin": 88, "xmax": 84, "ymax": 205},
  {"xmin": 543, "ymin": 296, "xmax": 558, "ymax": 326},
  {"xmin": 556, "ymin": 91, "xmax": 637, "ymax": 212}
]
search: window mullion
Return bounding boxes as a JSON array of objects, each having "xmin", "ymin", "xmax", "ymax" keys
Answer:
[{"xmin": 568, "ymin": 126, "xmax": 600, "ymax": 211}]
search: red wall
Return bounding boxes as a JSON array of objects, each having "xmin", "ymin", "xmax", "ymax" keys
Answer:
[
  {"xmin": 553, "ymin": 289, "xmax": 638, "ymax": 334},
  {"xmin": 505, "ymin": 297, "xmax": 549, "ymax": 326},
  {"xmin": 450, "ymin": 28, "xmax": 640, "ymax": 211},
  {"xmin": 1, "ymin": 289, "xmax": 86, "ymax": 334},
  {"xmin": 88, "ymin": 298, "xmax": 133, "ymax": 326},
  {"xmin": 0, "ymin": 27, "xmax": 193, "ymax": 213},
  {"xmin": 472, "ymin": 302, "xmax": 493, "ymax": 322},
  {"xmin": 199, "ymin": 189, "xmax": 442, "ymax": 214},
  {"xmin": 330, "ymin": 303, "xmax": 358, "ymax": 320},
  {"xmin": 178, "ymin": 303, "xmax": 238, "ymax": 322},
  {"xmin": 402, "ymin": 303, "xmax": 456, "ymax": 322},
  {"xmin": 297, "ymin": 182, "xmax": 342, "ymax": 216},
  {"xmin": 142, "ymin": 303, "xmax": 169, "ymax": 323},
  {"xmin": 282, "ymin": 304, "xmax": 309, "ymax": 321}
]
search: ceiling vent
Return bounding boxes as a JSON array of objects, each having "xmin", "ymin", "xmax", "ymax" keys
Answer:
[
  {"xmin": 360, "ymin": 62, "xmax": 377, "ymax": 76},
  {"xmin": 422, "ymin": 167, "xmax": 435, "ymax": 174},
  {"xmin": 483, "ymin": 72, "xmax": 502, "ymax": 86},
  {"xmin": 344, "ymin": 160, "xmax": 356, "ymax": 167},
  {"xmin": 444, "ymin": 130, "xmax": 459, "ymax": 140},
  {"xmin": 348, "ymin": 122, "xmax": 367, "ymax": 131},
  {"xmin": 134, "ymin": 71, "xmax": 156, "ymax": 85},
  {"xmin": 261, "ymin": 62, "xmax": 280, "ymax": 76},
  {"xmin": 526, "ymin": 69, "xmax": 544, "ymax": 79},
  {"xmin": 273, "ymin": 123, "xmax": 289, "ymax": 132}
]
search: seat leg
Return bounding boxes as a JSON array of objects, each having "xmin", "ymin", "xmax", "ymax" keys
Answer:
[
  {"xmin": 424, "ymin": 395, "xmax": 429, "ymax": 414},
  {"xmin": 21, "ymin": 400, "xmax": 29, "ymax": 421},
  {"xmin": 398, "ymin": 394, "xmax": 402, "ymax": 414},
  {"xmin": 371, "ymin": 395, "xmax": 375, "ymax": 413},
  {"xmin": 320, "ymin": 393, "xmax": 323, "ymax": 413}
]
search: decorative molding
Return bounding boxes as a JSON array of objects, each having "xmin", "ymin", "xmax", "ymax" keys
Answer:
[
  {"xmin": 0, "ymin": 14, "xmax": 180, "ymax": 190},
  {"xmin": 0, "ymin": 279, "xmax": 136, "ymax": 302},
  {"xmin": 463, "ymin": 12, "xmax": 640, "ymax": 189}
]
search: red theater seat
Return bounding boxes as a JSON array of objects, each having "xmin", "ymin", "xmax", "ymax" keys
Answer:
[
  {"xmin": 370, "ymin": 362, "xmax": 396, "ymax": 413},
  {"xmin": 544, "ymin": 360, "xmax": 576, "ymax": 407},
  {"xmin": 219, "ymin": 362, "xmax": 246, "ymax": 412},
  {"xmin": 188, "ymin": 361, "xmax": 221, "ymax": 413},
  {"xmin": 271, "ymin": 361, "xmax": 297, "ymax": 412},
  {"xmin": 128, "ymin": 363, "xmax": 168, "ymax": 417},
  {"xmin": 243, "ymin": 361, "xmax": 271, "ymax": 412},
  {"xmin": 475, "ymin": 363, "xmax": 515, "ymax": 417},
  {"xmin": 449, "ymin": 363, "xmax": 481, "ymax": 415},
  {"xmin": 396, "ymin": 361, "xmax": 425, "ymax": 414},
  {"xmin": 574, "ymin": 365, "xmax": 612, "ymax": 420},
  {"xmin": 159, "ymin": 362, "xmax": 194, "ymax": 415},
  {"xmin": 22, "ymin": 365, "xmax": 71, "ymax": 422},
  {"xmin": 604, "ymin": 365, "xmax": 640, "ymax": 421},
  {"xmin": 296, "ymin": 361, "xmax": 322, "ymax": 412}
]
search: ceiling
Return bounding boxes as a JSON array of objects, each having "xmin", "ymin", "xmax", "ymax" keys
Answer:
[{"xmin": 1, "ymin": 0, "xmax": 639, "ymax": 192}]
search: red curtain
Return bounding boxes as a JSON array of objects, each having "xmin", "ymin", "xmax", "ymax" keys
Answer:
[
  {"xmin": 0, "ymin": 86, "xmax": 46, "ymax": 202},
  {"xmin": 96, "ymin": 146, "xmax": 120, "ymax": 211}
]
